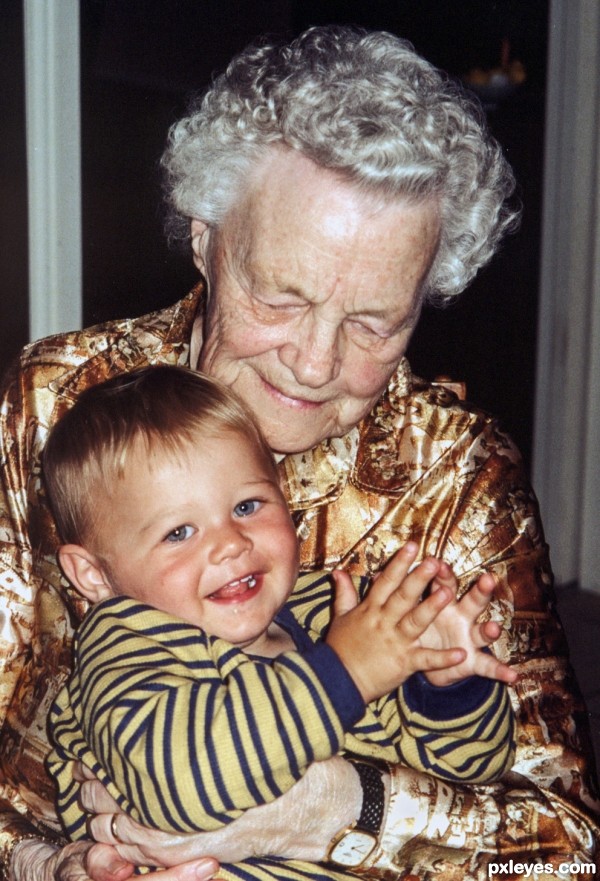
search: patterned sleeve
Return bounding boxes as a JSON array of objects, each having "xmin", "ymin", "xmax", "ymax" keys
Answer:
[
  {"xmin": 47, "ymin": 597, "xmax": 365, "ymax": 835},
  {"xmin": 0, "ymin": 359, "xmax": 62, "ymax": 873},
  {"xmin": 359, "ymin": 416, "xmax": 600, "ymax": 877}
]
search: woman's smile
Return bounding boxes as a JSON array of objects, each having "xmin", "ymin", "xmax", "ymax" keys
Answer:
[{"xmin": 259, "ymin": 376, "xmax": 326, "ymax": 409}]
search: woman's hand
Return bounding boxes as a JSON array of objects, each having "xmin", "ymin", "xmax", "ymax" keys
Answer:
[
  {"xmin": 81, "ymin": 756, "xmax": 364, "ymax": 867},
  {"xmin": 9, "ymin": 836, "xmax": 217, "ymax": 881},
  {"xmin": 10, "ymin": 838, "xmax": 132, "ymax": 881}
]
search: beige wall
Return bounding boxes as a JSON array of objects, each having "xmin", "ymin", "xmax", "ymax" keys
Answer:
[
  {"xmin": 533, "ymin": 0, "xmax": 600, "ymax": 591},
  {"xmin": 24, "ymin": 0, "xmax": 81, "ymax": 339}
]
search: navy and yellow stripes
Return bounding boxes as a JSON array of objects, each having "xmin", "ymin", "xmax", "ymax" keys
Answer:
[
  {"xmin": 289, "ymin": 572, "xmax": 515, "ymax": 781},
  {"xmin": 49, "ymin": 593, "xmax": 364, "ymax": 836},
  {"xmin": 48, "ymin": 571, "xmax": 515, "ymax": 844}
]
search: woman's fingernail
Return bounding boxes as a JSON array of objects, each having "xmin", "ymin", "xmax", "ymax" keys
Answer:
[{"xmin": 195, "ymin": 859, "xmax": 218, "ymax": 879}]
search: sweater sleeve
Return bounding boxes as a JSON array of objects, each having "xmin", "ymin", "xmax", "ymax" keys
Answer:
[
  {"xmin": 396, "ymin": 673, "xmax": 515, "ymax": 782},
  {"xmin": 47, "ymin": 597, "xmax": 365, "ymax": 836}
]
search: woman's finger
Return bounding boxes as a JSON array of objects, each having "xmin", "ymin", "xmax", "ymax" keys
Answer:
[
  {"xmin": 13, "ymin": 839, "xmax": 133, "ymax": 881},
  {"xmin": 79, "ymin": 779, "xmax": 122, "ymax": 814},
  {"xmin": 82, "ymin": 841, "xmax": 135, "ymax": 881},
  {"xmin": 86, "ymin": 813, "xmax": 220, "ymax": 877},
  {"xmin": 72, "ymin": 761, "xmax": 98, "ymax": 782},
  {"xmin": 87, "ymin": 812, "xmax": 147, "ymax": 847},
  {"xmin": 85, "ymin": 841, "xmax": 217, "ymax": 881}
]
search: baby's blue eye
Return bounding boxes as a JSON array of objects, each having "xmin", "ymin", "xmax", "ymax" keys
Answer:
[
  {"xmin": 234, "ymin": 499, "xmax": 260, "ymax": 517},
  {"xmin": 165, "ymin": 525, "xmax": 194, "ymax": 543}
]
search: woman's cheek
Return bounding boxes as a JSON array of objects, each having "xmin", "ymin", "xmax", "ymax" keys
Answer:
[
  {"xmin": 226, "ymin": 316, "xmax": 290, "ymax": 361},
  {"xmin": 345, "ymin": 354, "xmax": 398, "ymax": 399}
]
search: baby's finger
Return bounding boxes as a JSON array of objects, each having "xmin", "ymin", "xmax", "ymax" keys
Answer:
[
  {"xmin": 429, "ymin": 560, "xmax": 459, "ymax": 596},
  {"xmin": 368, "ymin": 542, "xmax": 420, "ymax": 604},
  {"xmin": 392, "ymin": 582, "xmax": 454, "ymax": 638},
  {"xmin": 331, "ymin": 570, "xmax": 359, "ymax": 617},
  {"xmin": 478, "ymin": 620, "xmax": 502, "ymax": 645},
  {"xmin": 411, "ymin": 646, "xmax": 466, "ymax": 674},
  {"xmin": 471, "ymin": 651, "xmax": 519, "ymax": 684},
  {"xmin": 459, "ymin": 572, "xmax": 497, "ymax": 618},
  {"xmin": 382, "ymin": 557, "xmax": 449, "ymax": 620}
]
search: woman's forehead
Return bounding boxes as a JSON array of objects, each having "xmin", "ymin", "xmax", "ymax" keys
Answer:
[{"xmin": 212, "ymin": 164, "xmax": 439, "ymax": 316}]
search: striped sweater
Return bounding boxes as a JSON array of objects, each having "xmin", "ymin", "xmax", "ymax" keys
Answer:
[{"xmin": 47, "ymin": 571, "xmax": 515, "ymax": 839}]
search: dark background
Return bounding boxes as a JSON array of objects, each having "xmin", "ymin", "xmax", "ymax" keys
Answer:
[{"xmin": 1, "ymin": 0, "xmax": 548, "ymax": 470}]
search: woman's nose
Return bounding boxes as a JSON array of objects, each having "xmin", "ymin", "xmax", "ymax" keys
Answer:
[
  {"xmin": 207, "ymin": 524, "xmax": 252, "ymax": 564},
  {"xmin": 279, "ymin": 313, "xmax": 341, "ymax": 389}
]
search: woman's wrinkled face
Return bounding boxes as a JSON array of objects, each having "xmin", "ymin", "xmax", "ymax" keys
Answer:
[{"xmin": 194, "ymin": 150, "xmax": 440, "ymax": 454}]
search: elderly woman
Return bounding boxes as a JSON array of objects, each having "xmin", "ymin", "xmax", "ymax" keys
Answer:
[{"xmin": 0, "ymin": 24, "xmax": 598, "ymax": 881}]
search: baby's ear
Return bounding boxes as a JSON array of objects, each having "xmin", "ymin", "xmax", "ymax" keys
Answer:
[{"xmin": 58, "ymin": 545, "xmax": 115, "ymax": 603}]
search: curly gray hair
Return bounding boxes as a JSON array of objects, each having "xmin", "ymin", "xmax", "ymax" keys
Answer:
[{"xmin": 162, "ymin": 25, "xmax": 519, "ymax": 303}]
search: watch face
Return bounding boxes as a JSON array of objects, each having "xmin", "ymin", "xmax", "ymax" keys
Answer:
[{"xmin": 328, "ymin": 829, "xmax": 377, "ymax": 867}]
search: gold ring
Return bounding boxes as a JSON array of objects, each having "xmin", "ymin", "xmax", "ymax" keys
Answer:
[{"xmin": 110, "ymin": 813, "xmax": 123, "ymax": 844}]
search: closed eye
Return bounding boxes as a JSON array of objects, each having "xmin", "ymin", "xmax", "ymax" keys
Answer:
[
  {"xmin": 253, "ymin": 289, "xmax": 306, "ymax": 310},
  {"xmin": 234, "ymin": 499, "xmax": 262, "ymax": 517},
  {"xmin": 257, "ymin": 301, "xmax": 304, "ymax": 316},
  {"xmin": 347, "ymin": 318, "xmax": 392, "ymax": 339},
  {"xmin": 164, "ymin": 524, "xmax": 195, "ymax": 543}
]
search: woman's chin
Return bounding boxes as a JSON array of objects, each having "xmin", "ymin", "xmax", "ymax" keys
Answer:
[
  {"xmin": 268, "ymin": 430, "xmax": 329, "ymax": 455},
  {"xmin": 254, "ymin": 397, "xmax": 337, "ymax": 451}
]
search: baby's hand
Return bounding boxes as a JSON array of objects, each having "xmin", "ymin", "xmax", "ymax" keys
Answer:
[
  {"xmin": 421, "ymin": 563, "xmax": 517, "ymax": 687},
  {"xmin": 326, "ymin": 543, "xmax": 466, "ymax": 702}
]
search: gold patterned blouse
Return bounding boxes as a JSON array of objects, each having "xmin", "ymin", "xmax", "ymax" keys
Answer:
[{"xmin": 0, "ymin": 283, "xmax": 598, "ymax": 880}]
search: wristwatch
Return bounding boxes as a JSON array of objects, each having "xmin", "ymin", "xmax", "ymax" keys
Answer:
[{"xmin": 326, "ymin": 760, "xmax": 385, "ymax": 869}]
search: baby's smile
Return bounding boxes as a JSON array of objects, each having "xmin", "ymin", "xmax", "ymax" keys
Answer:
[{"xmin": 208, "ymin": 573, "xmax": 260, "ymax": 602}]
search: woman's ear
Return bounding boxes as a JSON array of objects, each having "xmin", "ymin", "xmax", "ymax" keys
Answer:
[
  {"xmin": 190, "ymin": 219, "xmax": 211, "ymax": 273},
  {"xmin": 58, "ymin": 545, "xmax": 115, "ymax": 603}
]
